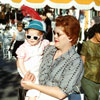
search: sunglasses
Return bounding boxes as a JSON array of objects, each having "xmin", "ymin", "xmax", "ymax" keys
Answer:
[
  {"xmin": 26, "ymin": 35, "xmax": 40, "ymax": 40},
  {"xmin": 53, "ymin": 31, "xmax": 64, "ymax": 37}
]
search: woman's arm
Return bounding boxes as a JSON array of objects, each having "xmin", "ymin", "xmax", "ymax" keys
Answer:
[
  {"xmin": 81, "ymin": 55, "xmax": 86, "ymax": 64},
  {"xmin": 21, "ymin": 79, "xmax": 67, "ymax": 99}
]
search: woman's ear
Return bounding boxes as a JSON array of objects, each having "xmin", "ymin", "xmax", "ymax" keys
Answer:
[
  {"xmin": 68, "ymin": 37, "xmax": 72, "ymax": 42},
  {"xmin": 68, "ymin": 39, "xmax": 72, "ymax": 42}
]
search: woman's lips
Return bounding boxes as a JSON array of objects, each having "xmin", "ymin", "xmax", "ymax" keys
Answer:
[{"xmin": 55, "ymin": 40, "xmax": 59, "ymax": 43}]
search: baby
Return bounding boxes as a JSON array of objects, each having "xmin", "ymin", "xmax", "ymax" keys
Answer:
[{"xmin": 16, "ymin": 20, "xmax": 50, "ymax": 100}]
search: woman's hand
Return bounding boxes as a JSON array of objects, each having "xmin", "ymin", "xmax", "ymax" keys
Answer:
[
  {"xmin": 21, "ymin": 71, "xmax": 36, "ymax": 90},
  {"xmin": 21, "ymin": 79, "xmax": 34, "ymax": 90}
]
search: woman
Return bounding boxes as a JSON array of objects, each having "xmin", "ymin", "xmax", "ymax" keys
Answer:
[
  {"xmin": 80, "ymin": 24, "xmax": 100, "ymax": 100},
  {"xmin": 21, "ymin": 15, "xmax": 84, "ymax": 100}
]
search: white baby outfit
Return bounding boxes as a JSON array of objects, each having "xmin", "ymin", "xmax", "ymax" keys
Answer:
[{"xmin": 16, "ymin": 39, "xmax": 49, "ymax": 97}]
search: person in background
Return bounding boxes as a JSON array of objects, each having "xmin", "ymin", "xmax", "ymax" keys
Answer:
[
  {"xmin": 77, "ymin": 16, "xmax": 100, "ymax": 54},
  {"xmin": 9, "ymin": 22, "xmax": 25, "ymax": 58},
  {"xmin": 40, "ymin": 11, "xmax": 53, "ymax": 42},
  {"xmin": 90, "ymin": 16, "xmax": 100, "ymax": 27},
  {"xmin": 21, "ymin": 15, "xmax": 84, "ymax": 100},
  {"xmin": 80, "ymin": 24, "xmax": 100, "ymax": 100},
  {"xmin": 82, "ymin": 16, "xmax": 100, "ymax": 42},
  {"xmin": 16, "ymin": 20, "xmax": 50, "ymax": 100}
]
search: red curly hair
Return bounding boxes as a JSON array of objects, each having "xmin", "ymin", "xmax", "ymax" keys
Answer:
[{"xmin": 56, "ymin": 15, "xmax": 80, "ymax": 45}]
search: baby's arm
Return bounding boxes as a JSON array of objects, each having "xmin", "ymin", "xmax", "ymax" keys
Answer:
[
  {"xmin": 17, "ymin": 58, "xmax": 27, "ymax": 77},
  {"xmin": 50, "ymin": 42, "xmax": 55, "ymax": 45}
]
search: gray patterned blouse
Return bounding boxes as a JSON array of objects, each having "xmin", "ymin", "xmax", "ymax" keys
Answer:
[{"xmin": 39, "ymin": 45, "xmax": 84, "ymax": 95}]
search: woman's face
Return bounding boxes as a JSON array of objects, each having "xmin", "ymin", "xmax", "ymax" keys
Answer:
[
  {"xmin": 26, "ymin": 29, "xmax": 43, "ymax": 46},
  {"xmin": 54, "ymin": 26, "xmax": 71, "ymax": 49}
]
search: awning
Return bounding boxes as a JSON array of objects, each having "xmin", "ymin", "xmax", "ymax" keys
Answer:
[{"xmin": 0, "ymin": 0, "xmax": 100, "ymax": 11}]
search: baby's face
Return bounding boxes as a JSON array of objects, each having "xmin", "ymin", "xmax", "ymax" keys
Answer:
[{"xmin": 25, "ymin": 29, "xmax": 43, "ymax": 46}]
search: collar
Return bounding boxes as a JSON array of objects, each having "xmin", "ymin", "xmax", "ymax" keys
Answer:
[
  {"xmin": 53, "ymin": 46, "xmax": 76, "ymax": 60},
  {"xmin": 62, "ymin": 46, "xmax": 76, "ymax": 59},
  {"xmin": 49, "ymin": 45, "xmax": 76, "ymax": 60}
]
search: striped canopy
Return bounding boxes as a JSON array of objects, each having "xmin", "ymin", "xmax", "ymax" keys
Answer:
[{"xmin": 0, "ymin": 0, "xmax": 100, "ymax": 10}]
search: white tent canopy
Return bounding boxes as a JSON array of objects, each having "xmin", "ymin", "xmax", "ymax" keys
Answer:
[{"xmin": 0, "ymin": 0, "xmax": 100, "ymax": 11}]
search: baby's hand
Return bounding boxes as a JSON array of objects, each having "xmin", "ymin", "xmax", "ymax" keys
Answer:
[
  {"xmin": 50, "ymin": 42, "xmax": 55, "ymax": 45},
  {"xmin": 23, "ymin": 71, "xmax": 36, "ymax": 82}
]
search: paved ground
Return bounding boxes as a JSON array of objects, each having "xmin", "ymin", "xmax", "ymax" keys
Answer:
[{"xmin": 0, "ymin": 49, "xmax": 21, "ymax": 100}]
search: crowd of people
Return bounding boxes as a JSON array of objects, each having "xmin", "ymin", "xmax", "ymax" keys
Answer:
[{"xmin": 0, "ymin": 4, "xmax": 100, "ymax": 100}]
